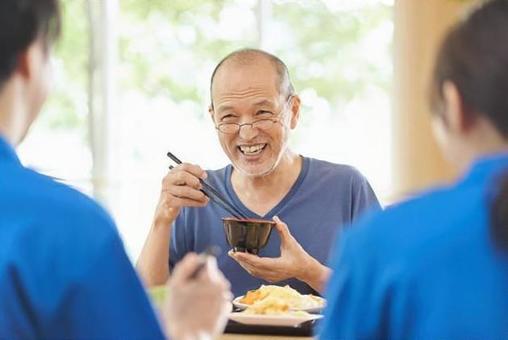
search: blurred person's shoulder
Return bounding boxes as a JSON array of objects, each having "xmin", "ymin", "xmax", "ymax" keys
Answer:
[
  {"xmin": 2, "ymin": 164, "xmax": 117, "ymax": 243},
  {"xmin": 341, "ymin": 182, "xmax": 482, "ymax": 264}
]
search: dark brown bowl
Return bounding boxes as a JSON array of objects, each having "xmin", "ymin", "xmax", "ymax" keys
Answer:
[{"xmin": 222, "ymin": 217, "xmax": 276, "ymax": 254}]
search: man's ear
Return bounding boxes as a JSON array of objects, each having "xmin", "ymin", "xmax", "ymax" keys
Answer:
[
  {"xmin": 442, "ymin": 81, "xmax": 475, "ymax": 134},
  {"xmin": 208, "ymin": 104, "xmax": 214, "ymax": 121},
  {"xmin": 289, "ymin": 95, "xmax": 301, "ymax": 129}
]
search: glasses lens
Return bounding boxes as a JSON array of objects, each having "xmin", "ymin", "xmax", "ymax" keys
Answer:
[
  {"xmin": 219, "ymin": 123, "xmax": 239, "ymax": 134},
  {"xmin": 253, "ymin": 119, "xmax": 276, "ymax": 130}
]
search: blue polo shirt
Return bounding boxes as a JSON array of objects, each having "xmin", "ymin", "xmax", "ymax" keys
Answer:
[
  {"xmin": 320, "ymin": 154, "xmax": 508, "ymax": 339},
  {"xmin": 0, "ymin": 136, "xmax": 164, "ymax": 339},
  {"xmin": 170, "ymin": 157, "xmax": 380, "ymax": 297}
]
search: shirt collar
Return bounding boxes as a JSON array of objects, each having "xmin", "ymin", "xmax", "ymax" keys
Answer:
[
  {"xmin": 0, "ymin": 134, "xmax": 22, "ymax": 167},
  {"xmin": 462, "ymin": 152, "xmax": 508, "ymax": 185}
]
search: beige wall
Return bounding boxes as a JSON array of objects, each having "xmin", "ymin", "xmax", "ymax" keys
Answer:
[{"xmin": 392, "ymin": 0, "xmax": 477, "ymax": 200}]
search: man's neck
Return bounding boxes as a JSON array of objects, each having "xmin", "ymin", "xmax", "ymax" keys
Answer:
[{"xmin": 230, "ymin": 151, "xmax": 303, "ymax": 216}]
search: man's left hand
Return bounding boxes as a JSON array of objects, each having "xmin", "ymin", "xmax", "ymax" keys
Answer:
[{"xmin": 228, "ymin": 216, "xmax": 330, "ymax": 292}]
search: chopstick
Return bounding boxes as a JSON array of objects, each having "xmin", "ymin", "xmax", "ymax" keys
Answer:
[
  {"xmin": 167, "ymin": 152, "xmax": 246, "ymax": 219},
  {"xmin": 169, "ymin": 164, "xmax": 242, "ymax": 219},
  {"xmin": 166, "ymin": 153, "xmax": 245, "ymax": 219}
]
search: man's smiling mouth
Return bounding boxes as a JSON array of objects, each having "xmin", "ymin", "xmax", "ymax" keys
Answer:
[{"xmin": 238, "ymin": 143, "xmax": 267, "ymax": 156}]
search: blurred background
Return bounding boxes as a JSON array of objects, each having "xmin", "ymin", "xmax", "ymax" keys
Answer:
[{"xmin": 16, "ymin": 0, "xmax": 473, "ymax": 260}]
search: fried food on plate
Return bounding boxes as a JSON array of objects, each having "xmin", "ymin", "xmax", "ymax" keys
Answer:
[{"xmin": 239, "ymin": 285, "xmax": 324, "ymax": 311}]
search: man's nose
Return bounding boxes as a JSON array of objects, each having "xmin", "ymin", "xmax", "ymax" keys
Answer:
[{"xmin": 238, "ymin": 122, "xmax": 259, "ymax": 139}]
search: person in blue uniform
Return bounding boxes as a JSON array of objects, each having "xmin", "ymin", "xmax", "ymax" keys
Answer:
[
  {"xmin": 137, "ymin": 49, "xmax": 380, "ymax": 297},
  {"xmin": 320, "ymin": 0, "xmax": 508, "ymax": 338},
  {"xmin": 0, "ymin": 1, "xmax": 231, "ymax": 338}
]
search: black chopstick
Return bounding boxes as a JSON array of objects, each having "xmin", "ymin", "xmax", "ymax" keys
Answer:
[
  {"xmin": 206, "ymin": 191, "xmax": 244, "ymax": 219},
  {"xmin": 170, "ymin": 164, "xmax": 241, "ymax": 218},
  {"xmin": 167, "ymin": 159, "xmax": 243, "ymax": 219},
  {"xmin": 167, "ymin": 152, "xmax": 246, "ymax": 219},
  {"xmin": 198, "ymin": 181, "xmax": 246, "ymax": 218}
]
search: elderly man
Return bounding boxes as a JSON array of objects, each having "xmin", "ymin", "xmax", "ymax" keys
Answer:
[
  {"xmin": 0, "ymin": 0, "xmax": 231, "ymax": 338},
  {"xmin": 137, "ymin": 48, "xmax": 380, "ymax": 296}
]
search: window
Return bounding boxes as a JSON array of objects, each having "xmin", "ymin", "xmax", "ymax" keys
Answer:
[{"xmin": 18, "ymin": 0, "xmax": 393, "ymax": 260}]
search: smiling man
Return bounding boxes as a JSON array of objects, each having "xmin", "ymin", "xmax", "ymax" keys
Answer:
[{"xmin": 137, "ymin": 49, "xmax": 380, "ymax": 296}]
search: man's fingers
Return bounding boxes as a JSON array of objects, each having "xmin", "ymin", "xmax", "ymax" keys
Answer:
[
  {"xmin": 228, "ymin": 250, "xmax": 254, "ymax": 268},
  {"xmin": 167, "ymin": 185, "xmax": 208, "ymax": 202},
  {"xmin": 228, "ymin": 254, "xmax": 280, "ymax": 282},
  {"xmin": 178, "ymin": 163, "xmax": 208, "ymax": 180},
  {"xmin": 228, "ymin": 250, "xmax": 258, "ymax": 264},
  {"xmin": 161, "ymin": 195, "xmax": 209, "ymax": 208},
  {"xmin": 228, "ymin": 250, "xmax": 276, "ymax": 270},
  {"xmin": 233, "ymin": 261, "xmax": 275, "ymax": 282},
  {"xmin": 168, "ymin": 169, "xmax": 202, "ymax": 189}
]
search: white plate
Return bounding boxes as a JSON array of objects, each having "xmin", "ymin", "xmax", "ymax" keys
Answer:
[
  {"xmin": 229, "ymin": 312, "xmax": 323, "ymax": 327},
  {"xmin": 232, "ymin": 296, "xmax": 326, "ymax": 314}
]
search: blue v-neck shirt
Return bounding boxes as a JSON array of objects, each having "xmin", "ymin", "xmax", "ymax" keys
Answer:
[
  {"xmin": 0, "ymin": 136, "xmax": 163, "ymax": 339},
  {"xmin": 170, "ymin": 157, "xmax": 380, "ymax": 296},
  {"xmin": 320, "ymin": 154, "xmax": 508, "ymax": 339}
]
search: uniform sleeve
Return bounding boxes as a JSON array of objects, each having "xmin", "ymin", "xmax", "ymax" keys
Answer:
[
  {"xmin": 350, "ymin": 171, "xmax": 381, "ymax": 221},
  {"xmin": 64, "ymin": 231, "xmax": 165, "ymax": 339}
]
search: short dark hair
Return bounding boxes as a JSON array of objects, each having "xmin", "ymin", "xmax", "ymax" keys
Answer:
[
  {"xmin": 209, "ymin": 48, "xmax": 295, "ymax": 108},
  {"xmin": 0, "ymin": 0, "xmax": 61, "ymax": 87},
  {"xmin": 430, "ymin": 0, "xmax": 508, "ymax": 249}
]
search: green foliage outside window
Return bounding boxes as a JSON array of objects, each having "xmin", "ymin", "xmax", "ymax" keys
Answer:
[
  {"xmin": 43, "ymin": 0, "xmax": 88, "ymax": 132},
  {"xmin": 41, "ymin": 0, "xmax": 392, "ymax": 149}
]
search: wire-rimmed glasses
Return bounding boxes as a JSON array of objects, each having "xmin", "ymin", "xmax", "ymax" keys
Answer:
[{"xmin": 215, "ymin": 95, "xmax": 293, "ymax": 135}]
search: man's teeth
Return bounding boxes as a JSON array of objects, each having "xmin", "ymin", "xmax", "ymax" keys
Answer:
[{"xmin": 239, "ymin": 144, "xmax": 266, "ymax": 155}]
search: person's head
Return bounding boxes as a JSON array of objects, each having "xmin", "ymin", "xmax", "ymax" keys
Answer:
[
  {"xmin": 430, "ymin": 0, "xmax": 508, "ymax": 249},
  {"xmin": 209, "ymin": 49, "xmax": 301, "ymax": 178},
  {"xmin": 0, "ymin": 0, "xmax": 60, "ymax": 145},
  {"xmin": 430, "ymin": 0, "xmax": 508, "ymax": 165}
]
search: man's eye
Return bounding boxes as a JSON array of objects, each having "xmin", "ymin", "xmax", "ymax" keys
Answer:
[
  {"xmin": 220, "ymin": 114, "xmax": 236, "ymax": 121},
  {"xmin": 257, "ymin": 110, "xmax": 273, "ymax": 116}
]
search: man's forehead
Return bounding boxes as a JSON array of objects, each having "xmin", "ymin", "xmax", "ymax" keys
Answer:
[
  {"xmin": 214, "ymin": 57, "xmax": 279, "ymax": 86},
  {"xmin": 215, "ymin": 96, "xmax": 277, "ymax": 112},
  {"xmin": 213, "ymin": 80, "xmax": 278, "ymax": 97},
  {"xmin": 213, "ymin": 86, "xmax": 279, "ymax": 113}
]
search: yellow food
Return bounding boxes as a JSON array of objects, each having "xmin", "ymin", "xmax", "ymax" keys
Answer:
[
  {"xmin": 241, "ymin": 288, "xmax": 269, "ymax": 305},
  {"xmin": 239, "ymin": 285, "xmax": 324, "ymax": 313},
  {"xmin": 243, "ymin": 297, "xmax": 289, "ymax": 315},
  {"xmin": 243, "ymin": 296, "xmax": 309, "ymax": 316}
]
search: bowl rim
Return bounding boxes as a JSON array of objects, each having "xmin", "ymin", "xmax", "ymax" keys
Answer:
[{"xmin": 222, "ymin": 217, "xmax": 276, "ymax": 225}]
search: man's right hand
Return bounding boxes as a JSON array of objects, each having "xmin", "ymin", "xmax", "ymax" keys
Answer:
[
  {"xmin": 136, "ymin": 163, "xmax": 209, "ymax": 287},
  {"xmin": 153, "ymin": 163, "xmax": 209, "ymax": 226},
  {"xmin": 163, "ymin": 253, "xmax": 232, "ymax": 340}
]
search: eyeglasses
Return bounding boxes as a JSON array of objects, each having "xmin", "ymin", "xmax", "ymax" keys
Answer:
[
  {"xmin": 215, "ymin": 96, "xmax": 293, "ymax": 135},
  {"xmin": 216, "ymin": 117, "xmax": 281, "ymax": 134}
]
